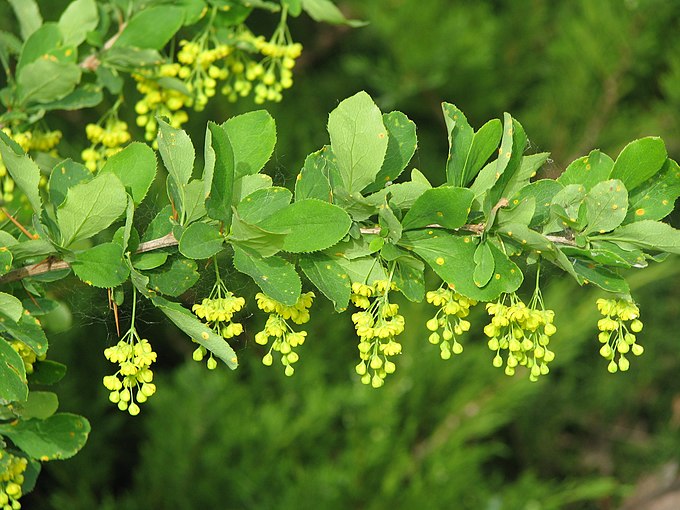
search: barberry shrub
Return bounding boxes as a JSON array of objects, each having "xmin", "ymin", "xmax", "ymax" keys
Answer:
[
  {"xmin": 0, "ymin": 0, "xmax": 357, "ymax": 505},
  {"xmin": 1, "ymin": 1, "xmax": 680, "ymax": 506}
]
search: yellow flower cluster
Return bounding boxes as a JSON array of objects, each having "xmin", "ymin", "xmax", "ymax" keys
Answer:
[
  {"xmin": 484, "ymin": 293, "xmax": 557, "ymax": 382},
  {"xmin": 222, "ymin": 28, "xmax": 301, "ymax": 105},
  {"xmin": 81, "ymin": 118, "xmax": 131, "ymax": 171},
  {"xmin": 425, "ymin": 286, "xmax": 476, "ymax": 359},
  {"xmin": 132, "ymin": 17, "xmax": 303, "ymax": 138},
  {"xmin": 254, "ymin": 291, "xmax": 314, "ymax": 376},
  {"xmin": 8, "ymin": 338, "xmax": 45, "ymax": 375},
  {"xmin": 134, "ymin": 63, "xmax": 191, "ymax": 141},
  {"xmin": 596, "ymin": 298, "xmax": 644, "ymax": 373},
  {"xmin": 103, "ymin": 335, "xmax": 157, "ymax": 416},
  {"xmin": 351, "ymin": 280, "xmax": 405, "ymax": 388},
  {"xmin": 192, "ymin": 288, "xmax": 245, "ymax": 370},
  {"xmin": 0, "ymin": 449, "xmax": 28, "ymax": 510}
]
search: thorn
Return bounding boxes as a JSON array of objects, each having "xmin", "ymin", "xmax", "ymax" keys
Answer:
[{"xmin": 1, "ymin": 207, "xmax": 39, "ymax": 239}]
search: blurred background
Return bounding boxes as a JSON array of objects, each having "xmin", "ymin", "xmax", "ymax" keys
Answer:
[{"xmin": 6, "ymin": 0, "xmax": 680, "ymax": 508}]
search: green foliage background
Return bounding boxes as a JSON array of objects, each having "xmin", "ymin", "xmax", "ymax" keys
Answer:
[{"xmin": 8, "ymin": 0, "xmax": 680, "ymax": 508}]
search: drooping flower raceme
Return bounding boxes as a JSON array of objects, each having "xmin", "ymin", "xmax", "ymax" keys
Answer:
[
  {"xmin": 596, "ymin": 298, "xmax": 644, "ymax": 372},
  {"xmin": 254, "ymin": 291, "xmax": 315, "ymax": 376},
  {"xmin": 425, "ymin": 286, "xmax": 477, "ymax": 359},
  {"xmin": 484, "ymin": 290, "xmax": 557, "ymax": 382},
  {"xmin": 103, "ymin": 291, "xmax": 157, "ymax": 416},
  {"xmin": 351, "ymin": 280, "xmax": 405, "ymax": 388}
]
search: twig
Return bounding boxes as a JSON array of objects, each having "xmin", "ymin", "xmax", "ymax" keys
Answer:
[{"xmin": 0, "ymin": 233, "xmax": 178, "ymax": 285}]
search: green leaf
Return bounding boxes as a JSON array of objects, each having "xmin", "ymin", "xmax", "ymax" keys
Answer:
[
  {"xmin": 392, "ymin": 255, "xmax": 425, "ymax": 302},
  {"xmin": 58, "ymin": 0, "xmax": 98, "ymax": 47},
  {"xmin": 602, "ymin": 220, "xmax": 680, "ymax": 255},
  {"xmin": 584, "ymin": 179, "xmax": 628, "ymax": 235},
  {"xmin": 283, "ymin": 0, "xmax": 302, "ymax": 16},
  {"xmin": 300, "ymin": 0, "xmax": 366, "ymax": 26},
  {"xmin": 328, "ymin": 91, "xmax": 388, "ymax": 193},
  {"xmin": 223, "ymin": 110, "xmax": 276, "ymax": 179},
  {"xmin": 365, "ymin": 169, "xmax": 432, "ymax": 211},
  {"xmin": 157, "ymin": 119, "xmax": 195, "ymax": 189},
  {"xmin": 503, "ymin": 152, "xmax": 551, "ymax": 199},
  {"xmin": 237, "ymin": 187, "xmax": 292, "ymax": 224},
  {"xmin": 298, "ymin": 253, "xmax": 351, "ymax": 311},
  {"xmin": 497, "ymin": 196, "xmax": 536, "ymax": 227},
  {"xmin": 400, "ymin": 230, "xmax": 523, "ymax": 301},
  {"xmin": 113, "ymin": 6, "xmax": 184, "ymax": 50},
  {"xmin": 558, "ymin": 150, "xmax": 614, "ymax": 191},
  {"xmin": 625, "ymin": 158, "xmax": 680, "ymax": 223},
  {"xmin": 183, "ymin": 179, "xmax": 207, "ymax": 225},
  {"xmin": 335, "ymin": 256, "xmax": 387, "ymax": 286},
  {"xmin": 0, "ymin": 232, "xmax": 17, "ymax": 251},
  {"xmin": 29, "ymin": 360, "xmax": 67, "ymax": 386},
  {"xmin": 442, "ymin": 103, "xmax": 474, "ymax": 187},
  {"xmin": 132, "ymin": 252, "xmax": 168, "ymax": 270},
  {"xmin": 561, "ymin": 246, "xmax": 636, "ymax": 269},
  {"xmin": 364, "ymin": 111, "xmax": 417, "ymax": 193},
  {"xmin": 486, "ymin": 115, "xmax": 528, "ymax": 208},
  {"xmin": 461, "ymin": 119, "xmax": 503, "ymax": 187},
  {"xmin": 233, "ymin": 247, "xmax": 301, "ymax": 306},
  {"xmin": 294, "ymin": 150, "xmax": 333, "ymax": 202},
  {"xmin": 48, "ymin": 159, "xmax": 91, "ymax": 208},
  {"xmin": 378, "ymin": 202, "xmax": 402, "ymax": 243},
  {"xmin": 228, "ymin": 211, "xmax": 285, "ymax": 258},
  {"xmin": 333, "ymin": 188, "xmax": 377, "ymax": 222},
  {"xmin": 259, "ymin": 199, "xmax": 352, "ymax": 253},
  {"xmin": 16, "ymin": 23, "xmax": 61, "ymax": 73},
  {"xmin": 8, "ymin": 0, "xmax": 42, "ymax": 40},
  {"xmin": 205, "ymin": 122, "xmax": 235, "ymax": 224},
  {"xmin": 233, "ymin": 174, "xmax": 274, "ymax": 204},
  {"xmin": 1, "ymin": 313, "xmax": 48, "ymax": 357},
  {"xmin": 0, "ymin": 338, "xmax": 27, "ymax": 403},
  {"xmin": 141, "ymin": 205, "xmax": 173, "ymax": 242},
  {"xmin": 509, "ymin": 179, "xmax": 564, "ymax": 228},
  {"xmin": 401, "ymin": 187, "xmax": 474, "ymax": 230},
  {"xmin": 14, "ymin": 391, "xmax": 59, "ymax": 420},
  {"xmin": 170, "ymin": 0, "xmax": 209, "ymax": 24},
  {"xmin": 203, "ymin": 123, "xmax": 216, "ymax": 198},
  {"xmin": 100, "ymin": 142, "xmax": 156, "ymax": 204},
  {"xmin": 101, "ymin": 46, "xmax": 163, "ymax": 67},
  {"xmin": 0, "ymin": 131, "xmax": 42, "ymax": 213},
  {"xmin": 37, "ymin": 84, "xmax": 103, "ymax": 112},
  {"xmin": 152, "ymin": 296, "xmax": 238, "ymax": 369},
  {"xmin": 0, "ymin": 292, "xmax": 22, "ymax": 323},
  {"xmin": 496, "ymin": 224, "xmax": 554, "ymax": 252},
  {"xmin": 147, "ymin": 256, "xmax": 199, "ymax": 297},
  {"xmin": 7, "ymin": 240, "xmax": 55, "ymax": 262},
  {"xmin": 17, "ymin": 60, "xmax": 81, "ymax": 105},
  {"xmin": 610, "ymin": 137, "xmax": 667, "ymax": 191},
  {"xmin": 71, "ymin": 243, "xmax": 129, "ymax": 288},
  {"xmin": 473, "ymin": 241, "xmax": 494, "ymax": 288},
  {"xmin": 178, "ymin": 222, "xmax": 224, "ymax": 259},
  {"xmin": 0, "ymin": 248, "xmax": 13, "ymax": 277},
  {"xmin": 548, "ymin": 184, "xmax": 587, "ymax": 230},
  {"xmin": 22, "ymin": 297, "xmax": 59, "ymax": 317},
  {"xmin": 572, "ymin": 261, "xmax": 629, "ymax": 294},
  {"xmin": 0, "ymin": 413, "xmax": 90, "ymax": 460},
  {"xmin": 57, "ymin": 172, "xmax": 127, "ymax": 246}
]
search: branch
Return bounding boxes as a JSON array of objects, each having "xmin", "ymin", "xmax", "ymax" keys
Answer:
[{"xmin": 0, "ymin": 233, "xmax": 178, "ymax": 285}]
